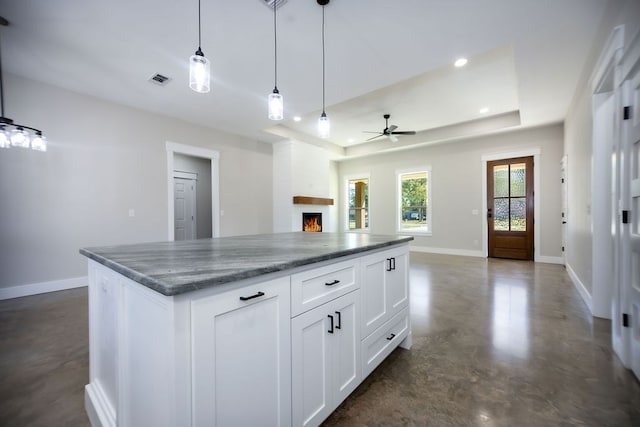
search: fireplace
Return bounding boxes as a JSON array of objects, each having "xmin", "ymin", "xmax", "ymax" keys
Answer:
[{"xmin": 302, "ymin": 212, "xmax": 322, "ymax": 232}]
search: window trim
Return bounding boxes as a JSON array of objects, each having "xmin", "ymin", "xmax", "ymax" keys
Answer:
[
  {"xmin": 396, "ymin": 166, "xmax": 432, "ymax": 236},
  {"xmin": 344, "ymin": 173, "xmax": 370, "ymax": 233}
]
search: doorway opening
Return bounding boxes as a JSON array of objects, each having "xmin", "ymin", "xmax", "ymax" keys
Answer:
[{"xmin": 166, "ymin": 142, "xmax": 220, "ymax": 240}]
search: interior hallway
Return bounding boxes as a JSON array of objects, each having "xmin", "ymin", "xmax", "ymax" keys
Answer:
[{"xmin": 0, "ymin": 253, "xmax": 638, "ymax": 426}]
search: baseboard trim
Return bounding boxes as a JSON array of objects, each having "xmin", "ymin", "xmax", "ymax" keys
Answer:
[
  {"xmin": 0, "ymin": 276, "xmax": 87, "ymax": 300},
  {"xmin": 536, "ymin": 256, "xmax": 564, "ymax": 264},
  {"xmin": 85, "ymin": 383, "xmax": 116, "ymax": 427},
  {"xmin": 410, "ymin": 245, "xmax": 484, "ymax": 258},
  {"xmin": 566, "ymin": 262, "xmax": 593, "ymax": 314}
]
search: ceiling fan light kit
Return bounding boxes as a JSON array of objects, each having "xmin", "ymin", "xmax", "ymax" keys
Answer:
[
  {"xmin": 189, "ymin": 0, "xmax": 210, "ymax": 93},
  {"xmin": 363, "ymin": 114, "xmax": 416, "ymax": 143},
  {"xmin": 0, "ymin": 17, "xmax": 46, "ymax": 151}
]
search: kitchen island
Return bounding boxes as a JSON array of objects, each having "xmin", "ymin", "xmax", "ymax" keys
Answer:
[{"xmin": 81, "ymin": 232, "xmax": 413, "ymax": 427}]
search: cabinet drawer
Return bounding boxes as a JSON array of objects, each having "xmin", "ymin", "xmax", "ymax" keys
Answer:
[
  {"xmin": 291, "ymin": 259, "xmax": 358, "ymax": 317},
  {"xmin": 361, "ymin": 306, "xmax": 410, "ymax": 377}
]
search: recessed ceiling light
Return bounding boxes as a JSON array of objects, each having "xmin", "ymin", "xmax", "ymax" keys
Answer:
[
  {"xmin": 479, "ymin": 107, "xmax": 489, "ymax": 114},
  {"xmin": 347, "ymin": 138, "xmax": 355, "ymax": 143},
  {"xmin": 293, "ymin": 116, "xmax": 302, "ymax": 122},
  {"xmin": 454, "ymin": 58, "xmax": 468, "ymax": 67}
]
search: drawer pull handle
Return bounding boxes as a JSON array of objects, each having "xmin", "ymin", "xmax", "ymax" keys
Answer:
[
  {"xmin": 325, "ymin": 279, "xmax": 340, "ymax": 286},
  {"xmin": 386, "ymin": 333, "xmax": 396, "ymax": 341},
  {"xmin": 335, "ymin": 311, "xmax": 341, "ymax": 329},
  {"xmin": 239, "ymin": 291, "xmax": 265, "ymax": 301},
  {"xmin": 328, "ymin": 315, "xmax": 334, "ymax": 334}
]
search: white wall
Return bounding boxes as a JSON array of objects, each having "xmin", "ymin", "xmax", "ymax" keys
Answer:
[
  {"xmin": 338, "ymin": 124, "xmax": 564, "ymax": 259},
  {"xmin": 0, "ymin": 74, "xmax": 273, "ymax": 291},
  {"xmin": 564, "ymin": 0, "xmax": 640, "ymax": 299}
]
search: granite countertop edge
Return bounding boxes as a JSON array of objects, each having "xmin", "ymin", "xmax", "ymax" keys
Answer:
[{"xmin": 80, "ymin": 236, "xmax": 413, "ymax": 297}]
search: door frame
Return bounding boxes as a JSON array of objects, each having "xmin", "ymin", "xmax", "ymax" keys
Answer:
[
  {"xmin": 481, "ymin": 148, "xmax": 541, "ymax": 261},
  {"xmin": 166, "ymin": 141, "xmax": 220, "ymax": 240}
]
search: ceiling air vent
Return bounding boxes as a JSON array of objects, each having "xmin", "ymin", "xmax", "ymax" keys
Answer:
[
  {"xmin": 148, "ymin": 73, "xmax": 171, "ymax": 86},
  {"xmin": 261, "ymin": 0, "xmax": 288, "ymax": 9}
]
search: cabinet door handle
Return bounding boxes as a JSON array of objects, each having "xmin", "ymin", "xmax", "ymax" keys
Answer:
[
  {"xmin": 325, "ymin": 279, "xmax": 340, "ymax": 286},
  {"xmin": 335, "ymin": 311, "xmax": 341, "ymax": 329},
  {"xmin": 391, "ymin": 257, "xmax": 396, "ymax": 271},
  {"xmin": 386, "ymin": 333, "xmax": 396, "ymax": 341},
  {"xmin": 386, "ymin": 258, "xmax": 392, "ymax": 272},
  {"xmin": 327, "ymin": 315, "xmax": 334, "ymax": 334},
  {"xmin": 239, "ymin": 291, "xmax": 265, "ymax": 301}
]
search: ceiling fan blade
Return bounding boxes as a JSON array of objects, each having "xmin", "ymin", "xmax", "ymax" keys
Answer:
[
  {"xmin": 362, "ymin": 131, "xmax": 382, "ymax": 134},
  {"xmin": 387, "ymin": 125, "xmax": 398, "ymax": 133},
  {"xmin": 365, "ymin": 134, "xmax": 385, "ymax": 142},
  {"xmin": 390, "ymin": 131, "xmax": 417, "ymax": 135},
  {"xmin": 389, "ymin": 135, "xmax": 399, "ymax": 143}
]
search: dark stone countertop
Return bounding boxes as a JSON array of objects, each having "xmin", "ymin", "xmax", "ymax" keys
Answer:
[{"xmin": 80, "ymin": 232, "xmax": 413, "ymax": 296}]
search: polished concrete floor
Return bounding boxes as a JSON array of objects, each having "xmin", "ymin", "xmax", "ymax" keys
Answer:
[{"xmin": 0, "ymin": 253, "xmax": 639, "ymax": 426}]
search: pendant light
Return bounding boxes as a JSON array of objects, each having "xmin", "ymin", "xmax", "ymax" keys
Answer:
[
  {"xmin": 189, "ymin": 0, "xmax": 210, "ymax": 93},
  {"xmin": 317, "ymin": 0, "xmax": 330, "ymax": 138},
  {"xmin": 267, "ymin": 1, "xmax": 283, "ymax": 120},
  {"xmin": 0, "ymin": 17, "xmax": 46, "ymax": 151}
]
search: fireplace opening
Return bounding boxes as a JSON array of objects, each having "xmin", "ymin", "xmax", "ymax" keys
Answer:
[{"xmin": 302, "ymin": 212, "xmax": 322, "ymax": 232}]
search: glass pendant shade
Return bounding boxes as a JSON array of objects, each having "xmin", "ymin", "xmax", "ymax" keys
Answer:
[
  {"xmin": 30, "ymin": 133, "xmax": 47, "ymax": 152},
  {"xmin": 318, "ymin": 112, "xmax": 330, "ymax": 138},
  {"xmin": 189, "ymin": 50, "xmax": 210, "ymax": 93},
  {"xmin": 0, "ymin": 128, "xmax": 10, "ymax": 148},
  {"xmin": 10, "ymin": 127, "xmax": 29, "ymax": 147},
  {"xmin": 268, "ymin": 88, "xmax": 283, "ymax": 121}
]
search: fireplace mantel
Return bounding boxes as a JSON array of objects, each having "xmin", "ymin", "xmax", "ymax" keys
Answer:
[{"xmin": 292, "ymin": 196, "xmax": 334, "ymax": 206}]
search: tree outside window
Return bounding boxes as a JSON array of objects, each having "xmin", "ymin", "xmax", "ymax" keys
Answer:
[{"xmin": 398, "ymin": 170, "xmax": 430, "ymax": 233}]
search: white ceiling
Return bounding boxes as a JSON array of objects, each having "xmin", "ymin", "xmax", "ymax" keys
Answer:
[{"xmin": 0, "ymin": 0, "xmax": 609, "ymax": 159}]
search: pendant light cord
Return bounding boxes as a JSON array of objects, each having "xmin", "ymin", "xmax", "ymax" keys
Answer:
[
  {"xmin": 273, "ymin": 1, "xmax": 278, "ymax": 88},
  {"xmin": 198, "ymin": 0, "xmax": 202, "ymax": 50},
  {"xmin": 321, "ymin": 4, "xmax": 325, "ymax": 112},
  {"xmin": 0, "ymin": 30, "xmax": 5, "ymax": 118}
]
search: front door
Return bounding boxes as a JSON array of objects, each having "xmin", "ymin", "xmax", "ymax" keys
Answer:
[{"xmin": 487, "ymin": 156, "xmax": 534, "ymax": 260}]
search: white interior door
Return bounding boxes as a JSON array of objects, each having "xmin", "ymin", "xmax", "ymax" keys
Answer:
[
  {"xmin": 621, "ymin": 40, "xmax": 640, "ymax": 380},
  {"xmin": 561, "ymin": 156, "xmax": 568, "ymax": 264},
  {"xmin": 174, "ymin": 177, "xmax": 196, "ymax": 241}
]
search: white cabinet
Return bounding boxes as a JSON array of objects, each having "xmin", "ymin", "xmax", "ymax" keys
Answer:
[
  {"xmin": 191, "ymin": 277, "xmax": 291, "ymax": 427},
  {"xmin": 360, "ymin": 246, "xmax": 409, "ymax": 338},
  {"xmin": 361, "ymin": 307, "xmax": 410, "ymax": 377},
  {"xmin": 291, "ymin": 290, "xmax": 361, "ymax": 427}
]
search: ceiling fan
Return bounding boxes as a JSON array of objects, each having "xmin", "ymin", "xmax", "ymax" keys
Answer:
[{"xmin": 363, "ymin": 114, "xmax": 416, "ymax": 143}]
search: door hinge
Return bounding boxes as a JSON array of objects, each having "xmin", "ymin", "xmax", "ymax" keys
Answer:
[
  {"xmin": 561, "ymin": 178, "xmax": 565, "ymax": 184},
  {"xmin": 622, "ymin": 313, "xmax": 630, "ymax": 328},
  {"xmin": 561, "ymin": 246, "xmax": 565, "ymax": 252},
  {"xmin": 622, "ymin": 210, "xmax": 629, "ymax": 224},
  {"xmin": 623, "ymin": 106, "xmax": 631, "ymax": 120}
]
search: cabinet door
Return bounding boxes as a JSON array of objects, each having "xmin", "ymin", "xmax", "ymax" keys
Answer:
[
  {"xmin": 292, "ymin": 302, "xmax": 333, "ymax": 427},
  {"xmin": 292, "ymin": 291, "xmax": 361, "ymax": 427},
  {"xmin": 331, "ymin": 290, "xmax": 361, "ymax": 406},
  {"xmin": 386, "ymin": 249, "xmax": 409, "ymax": 318},
  {"xmin": 360, "ymin": 254, "xmax": 388, "ymax": 338},
  {"xmin": 192, "ymin": 277, "xmax": 291, "ymax": 427}
]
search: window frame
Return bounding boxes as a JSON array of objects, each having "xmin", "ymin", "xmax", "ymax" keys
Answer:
[
  {"xmin": 396, "ymin": 167, "xmax": 432, "ymax": 236},
  {"xmin": 344, "ymin": 173, "xmax": 370, "ymax": 233}
]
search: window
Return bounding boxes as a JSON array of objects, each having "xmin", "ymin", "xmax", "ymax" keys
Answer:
[
  {"xmin": 398, "ymin": 168, "xmax": 431, "ymax": 234},
  {"xmin": 345, "ymin": 175, "xmax": 369, "ymax": 231}
]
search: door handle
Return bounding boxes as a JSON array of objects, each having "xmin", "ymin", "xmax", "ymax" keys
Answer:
[
  {"xmin": 335, "ymin": 311, "xmax": 341, "ymax": 329},
  {"xmin": 327, "ymin": 315, "xmax": 334, "ymax": 334},
  {"xmin": 386, "ymin": 333, "xmax": 396, "ymax": 341},
  {"xmin": 325, "ymin": 279, "xmax": 340, "ymax": 286},
  {"xmin": 386, "ymin": 258, "xmax": 392, "ymax": 271},
  {"xmin": 239, "ymin": 291, "xmax": 265, "ymax": 301}
]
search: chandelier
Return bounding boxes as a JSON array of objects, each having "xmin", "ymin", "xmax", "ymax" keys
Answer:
[{"xmin": 0, "ymin": 17, "xmax": 46, "ymax": 151}]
